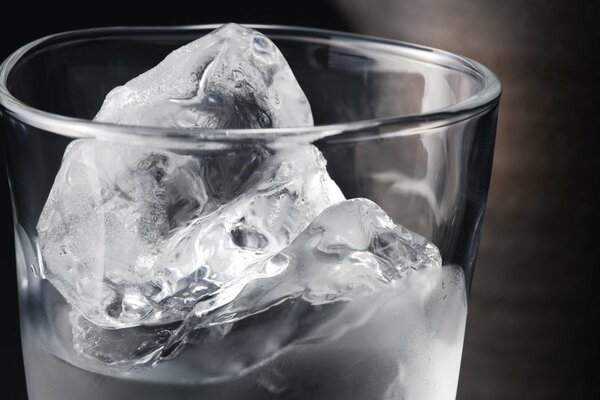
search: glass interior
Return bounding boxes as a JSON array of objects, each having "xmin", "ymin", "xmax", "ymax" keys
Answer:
[
  {"xmin": 1, "ymin": 26, "xmax": 500, "ymax": 400},
  {"xmin": 1, "ymin": 26, "xmax": 500, "ymax": 286}
]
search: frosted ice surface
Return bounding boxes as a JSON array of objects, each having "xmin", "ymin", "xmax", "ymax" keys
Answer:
[
  {"xmin": 94, "ymin": 23, "xmax": 313, "ymax": 129},
  {"xmin": 37, "ymin": 140, "xmax": 210, "ymax": 327}
]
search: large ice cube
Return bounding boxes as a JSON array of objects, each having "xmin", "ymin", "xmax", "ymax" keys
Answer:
[
  {"xmin": 94, "ymin": 23, "xmax": 312, "ymax": 129},
  {"xmin": 37, "ymin": 140, "xmax": 211, "ymax": 327},
  {"xmin": 38, "ymin": 24, "xmax": 341, "ymax": 329},
  {"xmin": 175, "ymin": 198, "xmax": 441, "ymax": 332},
  {"xmin": 68, "ymin": 199, "xmax": 442, "ymax": 368},
  {"xmin": 152, "ymin": 146, "xmax": 345, "ymax": 319},
  {"xmin": 37, "ymin": 142, "xmax": 343, "ymax": 328}
]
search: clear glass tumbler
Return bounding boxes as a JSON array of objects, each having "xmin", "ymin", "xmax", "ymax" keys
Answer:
[{"xmin": 0, "ymin": 25, "xmax": 500, "ymax": 400}]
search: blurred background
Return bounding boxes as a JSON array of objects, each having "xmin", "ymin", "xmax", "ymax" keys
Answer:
[{"xmin": 0, "ymin": 0, "xmax": 597, "ymax": 399}]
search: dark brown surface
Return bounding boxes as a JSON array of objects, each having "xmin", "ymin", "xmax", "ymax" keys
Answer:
[
  {"xmin": 336, "ymin": 0, "xmax": 599, "ymax": 399},
  {"xmin": 1, "ymin": 1, "xmax": 598, "ymax": 398}
]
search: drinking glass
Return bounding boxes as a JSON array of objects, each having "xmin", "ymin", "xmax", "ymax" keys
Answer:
[{"xmin": 0, "ymin": 25, "xmax": 500, "ymax": 400}]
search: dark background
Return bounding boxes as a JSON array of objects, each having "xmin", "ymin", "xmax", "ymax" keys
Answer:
[{"xmin": 1, "ymin": 1, "xmax": 597, "ymax": 399}]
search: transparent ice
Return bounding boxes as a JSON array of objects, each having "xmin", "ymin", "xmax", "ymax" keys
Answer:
[
  {"xmin": 37, "ymin": 141, "xmax": 211, "ymax": 327},
  {"xmin": 152, "ymin": 146, "xmax": 345, "ymax": 324},
  {"xmin": 159, "ymin": 199, "xmax": 442, "ymax": 359},
  {"xmin": 37, "ymin": 142, "xmax": 343, "ymax": 328},
  {"xmin": 174, "ymin": 198, "xmax": 441, "ymax": 332},
  {"xmin": 38, "ymin": 23, "xmax": 342, "ymax": 329},
  {"xmin": 68, "ymin": 199, "xmax": 443, "ymax": 371},
  {"xmin": 94, "ymin": 23, "xmax": 313, "ymax": 128},
  {"xmin": 37, "ymin": 23, "xmax": 449, "ymax": 376}
]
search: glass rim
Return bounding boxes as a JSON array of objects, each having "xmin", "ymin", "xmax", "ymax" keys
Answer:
[{"xmin": 0, "ymin": 24, "xmax": 501, "ymax": 145}]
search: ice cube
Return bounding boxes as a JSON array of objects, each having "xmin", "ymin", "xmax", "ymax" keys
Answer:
[
  {"xmin": 184, "ymin": 198, "xmax": 441, "ymax": 327},
  {"xmin": 38, "ymin": 24, "xmax": 341, "ymax": 329},
  {"xmin": 70, "ymin": 203, "xmax": 444, "ymax": 371},
  {"xmin": 152, "ymin": 146, "xmax": 345, "ymax": 313},
  {"xmin": 37, "ymin": 140, "xmax": 212, "ymax": 327},
  {"xmin": 94, "ymin": 23, "xmax": 312, "ymax": 129},
  {"xmin": 62, "ymin": 198, "xmax": 440, "ymax": 368},
  {"xmin": 37, "ymin": 142, "xmax": 343, "ymax": 328},
  {"xmin": 159, "ymin": 198, "xmax": 441, "ymax": 360}
]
